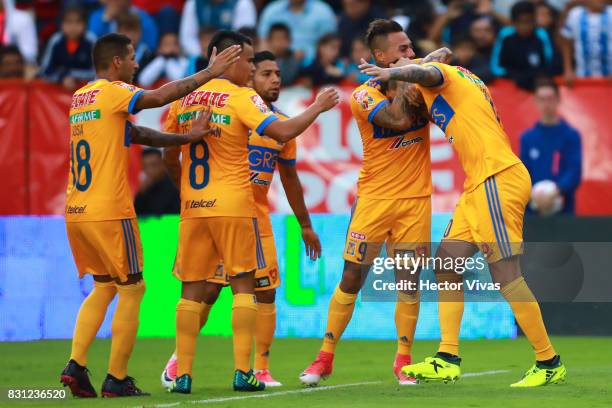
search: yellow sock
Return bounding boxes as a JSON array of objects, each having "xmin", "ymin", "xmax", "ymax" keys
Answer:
[
  {"xmin": 254, "ymin": 302, "xmax": 276, "ymax": 370},
  {"xmin": 71, "ymin": 281, "xmax": 116, "ymax": 366},
  {"xmin": 501, "ymin": 276, "xmax": 556, "ymax": 361},
  {"xmin": 172, "ymin": 301, "xmax": 212, "ymax": 357},
  {"xmin": 321, "ymin": 286, "xmax": 357, "ymax": 353},
  {"xmin": 232, "ymin": 293, "xmax": 258, "ymax": 372},
  {"xmin": 436, "ymin": 273, "xmax": 464, "ymax": 356},
  {"xmin": 395, "ymin": 292, "xmax": 419, "ymax": 355},
  {"xmin": 108, "ymin": 280, "xmax": 145, "ymax": 379},
  {"xmin": 176, "ymin": 298, "xmax": 205, "ymax": 377}
]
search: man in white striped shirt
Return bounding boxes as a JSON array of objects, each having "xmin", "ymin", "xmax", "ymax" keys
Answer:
[{"xmin": 560, "ymin": 0, "xmax": 612, "ymax": 84}]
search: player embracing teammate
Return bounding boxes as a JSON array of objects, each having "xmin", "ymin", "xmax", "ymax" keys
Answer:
[
  {"xmin": 359, "ymin": 35, "xmax": 567, "ymax": 387},
  {"xmin": 300, "ymin": 19, "xmax": 452, "ymax": 386}
]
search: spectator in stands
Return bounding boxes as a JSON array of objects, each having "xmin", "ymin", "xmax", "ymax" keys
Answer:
[
  {"xmin": 238, "ymin": 26, "xmax": 261, "ymax": 50},
  {"xmin": 490, "ymin": 1, "xmax": 554, "ymax": 90},
  {"xmin": 560, "ymin": 0, "xmax": 612, "ymax": 85},
  {"xmin": 134, "ymin": 148, "xmax": 180, "ymax": 216},
  {"xmin": 0, "ymin": 45, "xmax": 25, "ymax": 79},
  {"xmin": 258, "ymin": 0, "xmax": 337, "ymax": 67},
  {"xmin": 132, "ymin": 0, "xmax": 182, "ymax": 35},
  {"xmin": 469, "ymin": 16, "xmax": 496, "ymax": 60},
  {"xmin": 88, "ymin": 0, "xmax": 159, "ymax": 52},
  {"xmin": 180, "ymin": 0, "xmax": 256, "ymax": 57},
  {"xmin": 430, "ymin": 0, "xmax": 505, "ymax": 46},
  {"xmin": 298, "ymin": 33, "xmax": 346, "ymax": 87},
  {"xmin": 138, "ymin": 32, "xmax": 188, "ymax": 87},
  {"xmin": 265, "ymin": 23, "xmax": 301, "ymax": 86},
  {"xmin": 0, "ymin": 0, "xmax": 38, "ymax": 68},
  {"xmin": 39, "ymin": 7, "xmax": 95, "ymax": 91},
  {"xmin": 535, "ymin": 1, "xmax": 563, "ymax": 76},
  {"xmin": 451, "ymin": 35, "xmax": 493, "ymax": 83},
  {"xmin": 116, "ymin": 12, "xmax": 153, "ymax": 67},
  {"xmin": 338, "ymin": 0, "xmax": 386, "ymax": 58},
  {"xmin": 345, "ymin": 37, "xmax": 372, "ymax": 84},
  {"xmin": 521, "ymin": 79, "xmax": 582, "ymax": 215},
  {"xmin": 185, "ymin": 26, "xmax": 216, "ymax": 76}
]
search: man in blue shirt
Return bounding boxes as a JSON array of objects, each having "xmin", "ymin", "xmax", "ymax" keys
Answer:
[
  {"xmin": 88, "ymin": 0, "xmax": 159, "ymax": 52},
  {"xmin": 520, "ymin": 79, "xmax": 582, "ymax": 214},
  {"xmin": 258, "ymin": 0, "xmax": 337, "ymax": 67}
]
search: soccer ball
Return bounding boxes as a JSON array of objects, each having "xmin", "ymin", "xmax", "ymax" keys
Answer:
[{"xmin": 530, "ymin": 180, "xmax": 563, "ymax": 215}]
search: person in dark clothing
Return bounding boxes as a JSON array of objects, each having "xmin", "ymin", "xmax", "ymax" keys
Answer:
[
  {"xmin": 490, "ymin": 1, "xmax": 554, "ymax": 90},
  {"xmin": 39, "ymin": 6, "xmax": 95, "ymax": 90},
  {"xmin": 337, "ymin": 0, "xmax": 386, "ymax": 58},
  {"xmin": 134, "ymin": 148, "xmax": 180, "ymax": 216},
  {"xmin": 451, "ymin": 35, "xmax": 493, "ymax": 83},
  {"xmin": 298, "ymin": 33, "xmax": 345, "ymax": 87},
  {"xmin": 265, "ymin": 23, "xmax": 301, "ymax": 86},
  {"xmin": 520, "ymin": 79, "xmax": 582, "ymax": 215}
]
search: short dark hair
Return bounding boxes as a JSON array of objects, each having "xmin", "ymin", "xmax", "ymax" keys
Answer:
[
  {"xmin": 511, "ymin": 1, "xmax": 535, "ymax": 22},
  {"xmin": 268, "ymin": 23, "xmax": 290, "ymax": 38},
  {"xmin": 92, "ymin": 33, "xmax": 132, "ymax": 70},
  {"xmin": 62, "ymin": 5, "xmax": 87, "ymax": 22},
  {"xmin": 534, "ymin": 77, "xmax": 559, "ymax": 95},
  {"xmin": 365, "ymin": 19, "xmax": 404, "ymax": 50},
  {"xmin": 207, "ymin": 30, "xmax": 252, "ymax": 60},
  {"xmin": 116, "ymin": 12, "xmax": 141, "ymax": 31},
  {"xmin": 142, "ymin": 148, "xmax": 162, "ymax": 158},
  {"xmin": 451, "ymin": 34, "xmax": 475, "ymax": 48},
  {"xmin": 254, "ymin": 50, "xmax": 276, "ymax": 66},
  {"xmin": 0, "ymin": 45, "xmax": 23, "ymax": 62},
  {"xmin": 317, "ymin": 33, "xmax": 341, "ymax": 48}
]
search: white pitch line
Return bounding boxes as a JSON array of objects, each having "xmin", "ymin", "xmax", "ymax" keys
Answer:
[
  {"xmin": 463, "ymin": 370, "xmax": 510, "ymax": 377},
  {"xmin": 148, "ymin": 382, "xmax": 381, "ymax": 408},
  {"xmin": 143, "ymin": 370, "xmax": 510, "ymax": 408}
]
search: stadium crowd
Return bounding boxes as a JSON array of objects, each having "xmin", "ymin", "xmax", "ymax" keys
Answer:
[{"xmin": 0, "ymin": 0, "xmax": 610, "ymax": 90}]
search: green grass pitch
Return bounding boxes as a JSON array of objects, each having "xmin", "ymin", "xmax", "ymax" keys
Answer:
[{"xmin": 0, "ymin": 336, "xmax": 610, "ymax": 408}]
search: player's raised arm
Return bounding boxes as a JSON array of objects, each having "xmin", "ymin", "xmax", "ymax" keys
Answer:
[
  {"xmin": 278, "ymin": 161, "xmax": 321, "ymax": 260},
  {"xmin": 133, "ymin": 45, "xmax": 242, "ymax": 110},
  {"xmin": 359, "ymin": 61, "xmax": 444, "ymax": 88},
  {"xmin": 262, "ymin": 88, "xmax": 339, "ymax": 143},
  {"xmin": 129, "ymin": 107, "xmax": 217, "ymax": 147}
]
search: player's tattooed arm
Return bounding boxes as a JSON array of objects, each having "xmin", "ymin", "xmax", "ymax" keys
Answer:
[
  {"xmin": 130, "ymin": 108, "xmax": 217, "ymax": 147},
  {"xmin": 360, "ymin": 62, "xmax": 444, "ymax": 88},
  {"xmin": 371, "ymin": 90, "xmax": 419, "ymax": 131},
  {"xmin": 133, "ymin": 45, "xmax": 241, "ymax": 110},
  {"xmin": 279, "ymin": 162, "xmax": 322, "ymax": 260},
  {"xmin": 421, "ymin": 47, "xmax": 453, "ymax": 64}
]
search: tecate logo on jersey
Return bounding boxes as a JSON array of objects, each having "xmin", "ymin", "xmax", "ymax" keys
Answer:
[
  {"xmin": 181, "ymin": 91, "xmax": 230, "ymax": 108},
  {"xmin": 71, "ymin": 89, "xmax": 100, "ymax": 109}
]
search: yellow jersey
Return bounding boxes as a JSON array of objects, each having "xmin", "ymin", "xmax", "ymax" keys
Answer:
[
  {"xmin": 248, "ymin": 107, "xmax": 296, "ymax": 236},
  {"xmin": 350, "ymin": 79, "xmax": 431, "ymax": 199},
  {"xmin": 164, "ymin": 78, "xmax": 280, "ymax": 219},
  {"xmin": 66, "ymin": 79, "xmax": 144, "ymax": 222},
  {"xmin": 416, "ymin": 62, "xmax": 521, "ymax": 192}
]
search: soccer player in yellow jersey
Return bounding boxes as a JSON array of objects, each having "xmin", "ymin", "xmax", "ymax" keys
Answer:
[
  {"xmin": 360, "ymin": 57, "xmax": 567, "ymax": 387},
  {"xmin": 300, "ymin": 19, "xmax": 452, "ymax": 387},
  {"xmin": 60, "ymin": 33, "xmax": 241, "ymax": 398},
  {"xmin": 160, "ymin": 50, "xmax": 322, "ymax": 389},
  {"xmin": 161, "ymin": 31, "xmax": 338, "ymax": 393}
]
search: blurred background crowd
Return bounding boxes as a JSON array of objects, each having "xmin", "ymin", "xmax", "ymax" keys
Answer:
[{"xmin": 1, "ymin": 0, "xmax": 610, "ymax": 90}]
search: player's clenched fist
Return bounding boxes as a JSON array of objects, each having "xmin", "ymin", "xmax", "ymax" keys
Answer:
[
  {"xmin": 314, "ymin": 88, "xmax": 340, "ymax": 112},
  {"xmin": 204, "ymin": 45, "xmax": 242, "ymax": 77}
]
